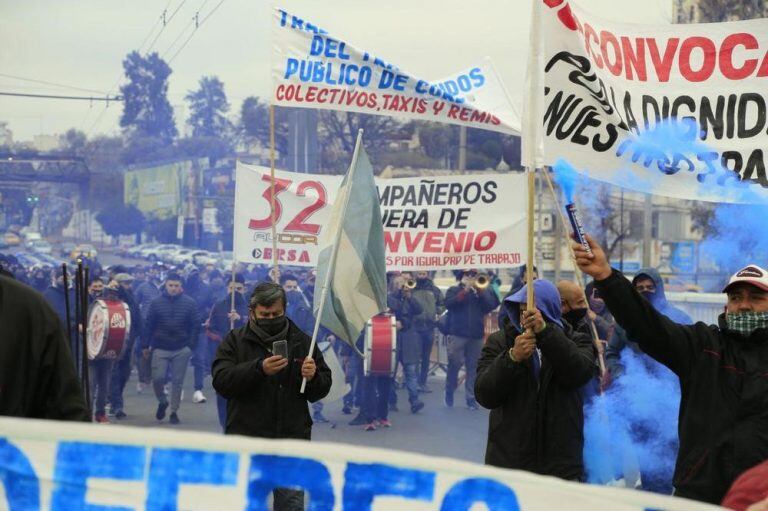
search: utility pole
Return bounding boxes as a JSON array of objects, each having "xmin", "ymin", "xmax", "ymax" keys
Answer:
[
  {"xmin": 458, "ymin": 126, "xmax": 467, "ymax": 171},
  {"xmin": 642, "ymin": 193, "xmax": 653, "ymax": 267}
]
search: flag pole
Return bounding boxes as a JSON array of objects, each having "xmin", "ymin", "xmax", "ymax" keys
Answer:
[
  {"xmin": 541, "ymin": 167, "xmax": 607, "ymax": 380},
  {"xmin": 300, "ymin": 129, "xmax": 365, "ymax": 394},
  {"xmin": 269, "ymin": 105, "xmax": 279, "ymax": 276},
  {"xmin": 526, "ymin": 169, "xmax": 536, "ymax": 310}
]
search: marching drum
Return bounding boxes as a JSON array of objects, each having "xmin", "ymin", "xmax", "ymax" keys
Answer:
[
  {"xmin": 364, "ymin": 313, "xmax": 397, "ymax": 377},
  {"xmin": 87, "ymin": 299, "xmax": 131, "ymax": 360}
]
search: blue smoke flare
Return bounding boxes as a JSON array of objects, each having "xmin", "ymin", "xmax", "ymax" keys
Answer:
[{"xmin": 584, "ymin": 349, "xmax": 680, "ymax": 488}]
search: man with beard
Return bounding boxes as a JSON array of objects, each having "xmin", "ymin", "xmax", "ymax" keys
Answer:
[
  {"xmin": 574, "ymin": 235, "xmax": 768, "ymax": 504},
  {"xmin": 143, "ymin": 273, "xmax": 200, "ymax": 425},
  {"xmin": 107, "ymin": 273, "xmax": 143, "ymax": 420},
  {"xmin": 206, "ymin": 273, "xmax": 249, "ymax": 427},
  {"xmin": 212, "ymin": 282, "xmax": 331, "ymax": 511},
  {"xmin": 475, "ymin": 279, "xmax": 595, "ymax": 480}
]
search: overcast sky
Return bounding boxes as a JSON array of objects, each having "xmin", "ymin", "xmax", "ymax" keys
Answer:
[{"xmin": 0, "ymin": 0, "xmax": 672, "ymax": 141}]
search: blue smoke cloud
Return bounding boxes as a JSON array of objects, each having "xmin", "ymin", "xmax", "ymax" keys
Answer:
[
  {"xmin": 584, "ymin": 349, "xmax": 680, "ymax": 488},
  {"xmin": 552, "ymin": 159, "xmax": 583, "ymax": 204},
  {"xmin": 699, "ymin": 204, "xmax": 768, "ymax": 274}
]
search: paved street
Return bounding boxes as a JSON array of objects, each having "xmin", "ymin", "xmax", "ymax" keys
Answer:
[{"xmin": 117, "ymin": 367, "xmax": 489, "ymax": 464}]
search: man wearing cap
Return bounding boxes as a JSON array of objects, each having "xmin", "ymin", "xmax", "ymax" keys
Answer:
[{"xmin": 573, "ymin": 235, "xmax": 768, "ymax": 505}]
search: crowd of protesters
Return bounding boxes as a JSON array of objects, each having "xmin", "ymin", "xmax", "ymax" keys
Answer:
[{"xmin": 2, "ymin": 246, "xmax": 767, "ymax": 509}]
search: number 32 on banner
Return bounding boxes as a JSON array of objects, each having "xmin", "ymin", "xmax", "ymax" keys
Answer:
[{"xmin": 248, "ymin": 175, "xmax": 327, "ymax": 235}]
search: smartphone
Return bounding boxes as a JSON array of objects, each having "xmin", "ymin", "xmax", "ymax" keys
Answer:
[{"xmin": 272, "ymin": 340, "xmax": 288, "ymax": 359}]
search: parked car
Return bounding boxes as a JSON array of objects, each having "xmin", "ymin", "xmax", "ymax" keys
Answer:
[
  {"xmin": 70, "ymin": 244, "xmax": 98, "ymax": 261},
  {"xmin": 35, "ymin": 253, "xmax": 64, "ymax": 268},
  {"xmin": 142, "ymin": 244, "xmax": 178, "ymax": 262},
  {"xmin": 3, "ymin": 232, "xmax": 22, "ymax": 246},
  {"xmin": 191, "ymin": 250, "xmax": 216, "ymax": 266},
  {"xmin": 23, "ymin": 231, "xmax": 42, "ymax": 242},
  {"xmin": 59, "ymin": 241, "xmax": 76, "ymax": 257},
  {"xmin": 15, "ymin": 252, "xmax": 49, "ymax": 269},
  {"xmin": 170, "ymin": 248, "xmax": 195, "ymax": 266},
  {"xmin": 128, "ymin": 243, "xmax": 158, "ymax": 258},
  {"xmin": 27, "ymin": 239, "xmax": 53, "ymax": 254}
]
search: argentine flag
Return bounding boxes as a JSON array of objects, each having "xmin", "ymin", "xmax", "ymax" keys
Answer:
[{"xmin": 313, "ymin": 134, "xmax": 388, "ymax": 354}]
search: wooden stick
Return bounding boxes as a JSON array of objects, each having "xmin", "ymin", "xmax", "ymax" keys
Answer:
[
  {"xmin": 526, "ymin": 170, "xmax": 536, "ymax": 310},
  {"xmin": 229, "ymin": 260, "xmax": 237, "ymax": 330},
  {"xmin": 269, "ymin": 105, "xmax": 279, "ymax": 274},
  {"xmin": 541, "ymin": 168, "xmax": 607, "ymax": 378}
]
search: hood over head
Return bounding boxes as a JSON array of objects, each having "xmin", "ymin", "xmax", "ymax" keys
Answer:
[{"xmin": 504, "ymin": 279, "xmax": 563, "ymax": 331}]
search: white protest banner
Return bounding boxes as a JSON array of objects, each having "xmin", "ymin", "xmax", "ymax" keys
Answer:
[
  {"xmin": 272, "ymin": 8, "xmax": 521, "ymax": 135},
  {"xmin": 234, "ymin": 163, "xmax": 527, "ymax": 271},
  {"xmin": 0, "ymin": 416, "xmax": 720, "ymax": 510},
  {"xmin": 529, "ymin": 0, "xmax": 768, "ymax": 203}
]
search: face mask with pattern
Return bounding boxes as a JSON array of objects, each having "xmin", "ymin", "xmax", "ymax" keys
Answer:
[{"xmin": 726, "ymin": 311, "xmax": 768, "ymax": 336}]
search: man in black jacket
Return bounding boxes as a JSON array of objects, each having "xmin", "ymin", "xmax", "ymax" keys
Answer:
[
  {"xmin": 444, "ymin": 269, "xmax": 499, "ymax": 409},
  {"xmin": 212, "ymin": 281, "xmax": 331, "ymax": 511},
  {"xmin": 206, "ymin": 273, "xmax": 248, "ymax": 428},
  {"xmin": 574, "ymin": 234, "xmax": 768, "ymax": 504},
  {"xmin": 411, "ymin": 270, "xmax": 444, "ymax": 392},
  {"xmin": 0, "ymin": 274, "xmax": 90, "ymax": 421},
  {"xmin": 475, "ymin": 279, "xmax": 595, "ymax": 480},
  {"xmin": 143, "ymin": 273, "xmax": 199, "ymax": 425}
]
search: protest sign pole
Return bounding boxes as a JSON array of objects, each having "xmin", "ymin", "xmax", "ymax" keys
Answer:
[
  {"xmin": 526, "ymin": 170, "xmax": 536, "ymax": 310},
  {"xmin": 541, "ymin": 168, "xmax": 607, "ymax": 379},
  {"xmin": 300, "ymin": 129, "xmax": 364, "ymax": 394},
  {"xmin": 269, "ymin": 105, "xmax": 279, "ymax": 276}
]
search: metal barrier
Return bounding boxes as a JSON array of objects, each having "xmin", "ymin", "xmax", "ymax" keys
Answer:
[{"xmin": 665, "ymin": 292, "xmax": 725, "ymax": 324}]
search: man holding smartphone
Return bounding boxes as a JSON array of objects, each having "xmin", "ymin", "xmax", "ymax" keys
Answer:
[{"xmin": 212, "ymin": 281, "xmax": 332, "ymax": 511}]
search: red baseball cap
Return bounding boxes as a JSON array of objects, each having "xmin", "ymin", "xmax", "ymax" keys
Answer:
[{"xmin": 722, "ymin": 265, "xmax": 768, "ymax": 294}]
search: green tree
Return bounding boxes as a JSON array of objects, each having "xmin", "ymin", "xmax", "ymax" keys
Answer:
[
  {"xmin": 176, "ymin": 136, "xmax": 230, "ymax": 167},
  {"xmin": 119, "ymin": 51, "xmax": 177, "ymax": 142},
  {"xmin": 239, "ymin": 96, "xmax": 289, "ymax": 155},
  {"xmin": 96, "ymin": 204, "xmax": 145, "ymax": 238},
  {"xmin": 59, "ymin": 128, "xmax": 87, "ymax": 155},
  {"xmin": 186, "ymin": 76, "xmax": 232, "ymax": 138},
  {"xmin": 697, "ymin": 0, "xmax": 765, "ymax": 21},
  {"xmin": 418, "ymin": 124, "xmax": 456, "ymax": 167}
]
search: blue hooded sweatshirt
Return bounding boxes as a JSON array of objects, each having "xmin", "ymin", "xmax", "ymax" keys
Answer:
[{"xmin": 504, "ymin": 279, "xmax": 563, "ymax": 332}]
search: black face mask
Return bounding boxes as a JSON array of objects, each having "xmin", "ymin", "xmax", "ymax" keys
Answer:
[
  {"xmin": 286, "ymin": 290, "xmax": 304, "ymax": 305},
  {"xmin": 639, "ymin": 290, "xmax": 657, "ymax": 302},
  {"xmin": 564, "ymin": 308, "xmax": 588, "ymax": 325},
  {"xmin": 253, "ymin": 315, "xmax": 287, "ymax": 336}
]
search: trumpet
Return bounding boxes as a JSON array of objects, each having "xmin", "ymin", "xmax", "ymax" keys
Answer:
[
  {"xmin": 403, "ymin": 279, "xmax": 417, "ymax": 290},
  {"xmin": 474, "ymin": 273, "xmax": 490, "ymax": 290}
]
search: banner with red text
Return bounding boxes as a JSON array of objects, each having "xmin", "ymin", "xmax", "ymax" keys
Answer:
[
  {"xmin": 234, "ymin": 163, "xmax": 527, "ymax": 271},
  {"xmin": 272, "ymin": 8, "xmax": 521, "ymax": 135},
  {"xmin": 529, "ymin": 0, "xmax": 768, "ymax": 203}
]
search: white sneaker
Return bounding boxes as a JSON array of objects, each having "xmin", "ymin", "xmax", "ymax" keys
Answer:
[
  {"xmin": 192, "ymin": 390, "xmax": 207, "ymax": 403},
  {"xmin": 136, "ymin": 382, "xmax": 145, "ymax": 394}
]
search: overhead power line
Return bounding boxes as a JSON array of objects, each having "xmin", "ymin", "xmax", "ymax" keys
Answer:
[
  {"xmin": 0, "ymin": 91, "xmax": 123, "ymax": 102},
  {"xmin": 167, "ymin": 0, "xmax": 226, "ymax": 64},
  {"xmin": 0, "ymin": 73, "xmax": 111, "ymax": 95}
]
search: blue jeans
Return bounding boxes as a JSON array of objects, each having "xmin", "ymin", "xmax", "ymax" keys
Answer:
[
  {"xmin": 109, "ymin": 344, "xmax": 132, "ymax": 412},
  {"xmin": 192, "ymin": 333, "xmax": 209, "ymax": 391},
  {"xmin": 404, "ymin": 363, "xmax": 420, "ymax": 404}
]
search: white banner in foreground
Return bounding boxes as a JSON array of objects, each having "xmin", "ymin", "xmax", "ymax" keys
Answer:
[
  {"xmin": 272, "ymin": 8, "xmax": 521, "ymax": 135},
  {"xmin": 234, "ymin": 164, "xmax": 527, "ymax": 271},
  {"xmin": 529, "ymin": 0, "xmax": 768, "ymax": 203},
  {"xmin": 0, "ymin": 417, "xmax": 720, "ymax": 510}
]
